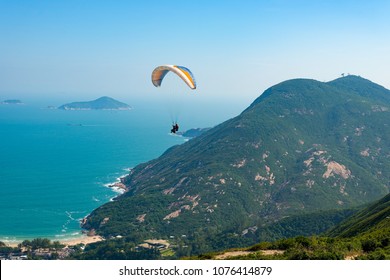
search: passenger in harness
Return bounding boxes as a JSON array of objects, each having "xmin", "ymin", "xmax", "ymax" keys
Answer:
[{"xmin": 171, "ymin": 123, "xmax": 179, "ymax": 134}]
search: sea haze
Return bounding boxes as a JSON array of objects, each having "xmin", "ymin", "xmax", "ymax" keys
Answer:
[{"xmin": 0, "ymin": 101, "xmax": 195, "ymax": 242}]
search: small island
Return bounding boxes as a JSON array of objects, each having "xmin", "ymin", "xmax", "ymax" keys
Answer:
[
  {"xmin": 1, "ymin": 99, "xmax": 23, "ymax": 105},
  {"xmin": 177, "ymin": 127, "xmax": 211, "ymax": 138},
  {"xmin": 58, "ymin": 96, "xmax": 131, "ymax": 110}
]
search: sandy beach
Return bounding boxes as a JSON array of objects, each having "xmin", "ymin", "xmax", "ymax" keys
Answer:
[
  {"xmin": 3, "ymin": 234, "xmax": 104, "ymax": 248},
  {"xmin": 59, "ymin": 235, "xmax": 104, "ymax": 246}
]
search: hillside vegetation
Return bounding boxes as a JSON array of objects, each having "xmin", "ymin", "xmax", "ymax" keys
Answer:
[{"xmin": 192, "ymin": 193, "xmax": 390, "ymax": 260}]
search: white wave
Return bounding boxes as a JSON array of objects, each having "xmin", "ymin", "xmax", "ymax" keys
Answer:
[
  {"xmin": 54, "ymin": 231, "xmax": 82, "ymax": 240},
  {"xmin": 65, "ymin": 211, "xmax": 74, "ymax": 220},
  {"xmin": 0, "ymin": 236, "xmax": 19, "ymax": 243},
  {"xmin": 110, "ymin": 186, "xmax": 125, "ymax": 194},
  {"xmin": 102, "ymin": 177, "xmax": 126, "ymax": 192}
]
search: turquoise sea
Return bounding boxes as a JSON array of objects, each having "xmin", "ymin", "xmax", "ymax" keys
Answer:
[{"xmin": 0, "ymin": 99, "xmax": 238, "ymax": 243}]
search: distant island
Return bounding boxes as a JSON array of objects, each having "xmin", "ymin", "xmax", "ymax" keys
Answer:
[
  {"xmin": 58, "ymin": 96, "xmax": 131, "ymax": 110},
  {"xmin": 1, "ymin": 99, "xmax": 23, "ymax": 104},
  {"xmin": 177, "ymin": 127, "xmax": 211, "ymax": 138}
]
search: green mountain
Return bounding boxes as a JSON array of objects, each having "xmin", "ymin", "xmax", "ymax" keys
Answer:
[
  {"xmin": 58, "ymin": 96, "xmax": 131, "ymax": 110},
  {"xmin": 327, "ymin": 192, "xmax": 390, "ymax": 238},
  {"xmin": 83, "ymin": 75, "xmax": 390, "ymax": 255}
]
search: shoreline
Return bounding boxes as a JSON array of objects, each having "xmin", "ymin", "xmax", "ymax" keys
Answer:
[
  {"xmin": 2, "ymin": 234, "xmax": 104, "ymax": 248},
  {"xmin": 1, "ymin": 171, "xmax": 131, "ymax": 249},
  {"xmin": 104, "ymin": 172, "xmax": 130, "ymax": 199}
]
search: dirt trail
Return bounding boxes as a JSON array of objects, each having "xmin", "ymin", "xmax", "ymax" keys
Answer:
[{"xmin": 215, "ymin": 250, "xmax": 284, "ymax": 259}]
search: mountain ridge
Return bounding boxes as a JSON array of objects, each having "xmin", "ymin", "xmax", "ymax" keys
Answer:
[{"xmin": 327, "ymin": 192, "xmax": 390, "ymax": 238}]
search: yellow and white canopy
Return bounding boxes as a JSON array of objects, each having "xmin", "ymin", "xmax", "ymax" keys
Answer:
[{"xmin": 151, "ymin": 65, "xmax": 196, "ymax": 90}]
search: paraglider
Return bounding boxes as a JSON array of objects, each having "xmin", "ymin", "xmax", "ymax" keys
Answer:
[
  {"xmin": 151, "ymin": 65, "xmax": 196, "ymax": 90},
  {"xmin": 151, "ymin": 65, "xmax": 196, "ymax": 133}
]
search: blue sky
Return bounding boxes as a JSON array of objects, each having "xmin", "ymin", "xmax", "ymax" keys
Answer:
[{"xmin": 1, "ymin": 0, "xmax": 390, "ymax": 111}]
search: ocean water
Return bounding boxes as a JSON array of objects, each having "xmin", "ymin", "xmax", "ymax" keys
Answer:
[{"xmin": 0, "ymin": 101, "xmax": 194, "ymax": 242}]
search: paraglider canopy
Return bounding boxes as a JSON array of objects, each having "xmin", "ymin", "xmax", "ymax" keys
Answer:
[{"xmin": 151, "ymin": 65, "xmax": 196, "ymax": 90}]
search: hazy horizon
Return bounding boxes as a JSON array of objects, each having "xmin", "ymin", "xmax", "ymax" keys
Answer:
[{"xmin": 1, "ymin": 1, "xmax": 390, "ymax": 108}]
